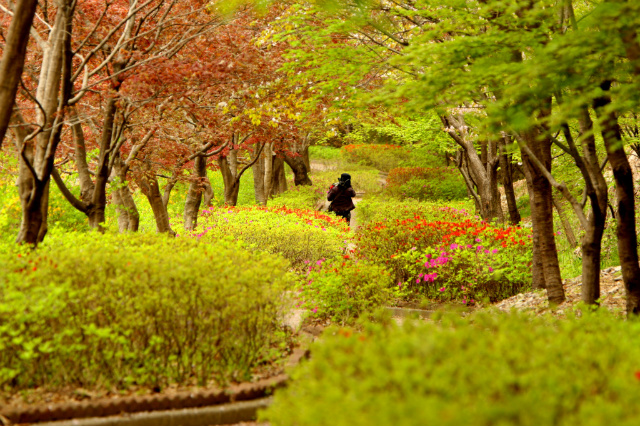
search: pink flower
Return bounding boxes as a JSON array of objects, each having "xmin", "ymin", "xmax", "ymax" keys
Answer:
[
  {"xmin": 488, "ymin": 267, "xmax": 494, "ymax": 272},
  {"xmin": 492, "ymin": 249, "xmax": 498, "ymax": 254},
  {"xmin": 312, "ymin": 307, "xmax": 318, "ymax": 313},
  {"xmin": 475, "ymin": 238, "xmax": 481, "ymax": 242},
  {"xmin": 439, "ymin": 286, "xmax": 446, "ymax": 292}
]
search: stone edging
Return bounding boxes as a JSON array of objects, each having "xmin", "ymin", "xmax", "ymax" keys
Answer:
[
  {"xmin": 35, "ymin": 397, "xmax": 273, "ymax": 426},
  {"xmin": 1, "ymin": 347, "xmax": 307, "ymax": 425}
]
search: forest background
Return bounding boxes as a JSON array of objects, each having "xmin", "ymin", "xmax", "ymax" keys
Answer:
[{"xmin": 2, "ymin": 0, "xmax": 640, "ymax": 424}]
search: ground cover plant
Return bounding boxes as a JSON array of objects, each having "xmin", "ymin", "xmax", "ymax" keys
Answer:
[
  {"xmin": 353, "ymin": 200, "xmax": 532, "ymax": 304},
  {"xmin": 341, "ymin": 144, "xmax": 408, "ymax": 172},
  {"xmin": 0, "ymin": 233, "xmax": 293, "ymax": 394},
  {"xmin": 385, "ymin": 166, "xmax": 467, "ymax": 201},
  {"xmin": 296, "ymin": 257, "xmax": 394, "ymax": 325}
]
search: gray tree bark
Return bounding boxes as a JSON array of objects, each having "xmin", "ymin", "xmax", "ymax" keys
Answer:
[
  {"xmin": 0, "ymin": 0, "xmax": 39, "ymax": 149},
  {"xmin": 184, "ymin": 155, "xmax": 207, "ymax": 230}
]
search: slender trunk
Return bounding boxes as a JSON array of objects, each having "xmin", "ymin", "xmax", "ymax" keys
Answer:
[
  {"xmin": 552, "ymin": 196, "xmax": 577, "ymax": 247},
  {"xmin": 112, "ymin": 153, "xmax": 139, "ymax": 232},
  {"xmin": 577, "ymin": 110, "xmax": 609, "ymax": 305},
  {"xmin": 70, "ymin": 106, "xmax": 95, "ymax": 202},
  {"xmin": 218, "ymin": 154, "xmax": 240, "ymax": 206},
  {"xmin": 498, "ymin": 137, "xmax": 521, "ymax": 224},
  {"xmin": 595, "ymin": 83, "xmax": 640, "ymax": 315},
  {"xmin": 0, "ymin": 0, "xmax": 39, "ymax": 149},
  {"xmin": 139, "ymin": 161, "xmax": 175, "ymax": 235},
  {"xmin": 184, "ymin": 155, "xmax": 207, "ymax": 230},
  {"xmin": 524, "ymin": 175, "xmax": 546, "ymax": 290},
  {"xmin": 263, "ymin": 142, "xmax": 274, "ymax": 205},
  {"xmin": 521, "ymin": 130, "xmax": 565, "ymax": 304},
  {"xmin": 252, "ymin": 148, "xmax": 266, "ymax": 204},
  {"xmin": 88, "ymin": 96, "xmax": 118, "ymax": 230}
]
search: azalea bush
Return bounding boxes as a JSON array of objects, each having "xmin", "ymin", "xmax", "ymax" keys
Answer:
[
  {"xmin": 354, "ymin": 205, "xmax": 532, "ymax": 303},
  {"xmin": 193, "ymin": 205, "xmax": 350, "ymax": 268},
  {"xmin": 341, "ymin": 144, "xmax": 408, "ymax": 172},
  {"xmin": 385, "ymin": 167, "xmax": 467, "ymax": 201},
  {"xmin": 296, "ymin": 257, "xmax": 393, "ymax": 325},
  {"xmin": 263, "ymin": 310, "xmax": 640, "ymax": 426},
  {"xmin": 355, "ymin": 197, "xmax": 473, "ymax": 225},
  {"xmin": 0, "ymin": 233, "xmax": 293, "ymax": 393}
]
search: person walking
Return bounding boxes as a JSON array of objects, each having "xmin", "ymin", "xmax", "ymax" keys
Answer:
[{"xmin": 327, "ymin": 173, "xmax": 356, "ymax": 226}]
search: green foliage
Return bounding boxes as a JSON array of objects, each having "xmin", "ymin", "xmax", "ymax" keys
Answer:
[
  {"xmin": 353, "ymin": 199, "xmax": 531, "ymax": 303},
  {"xmin": 191, "ymin": 205, "xmax": 350, "ymax": 269},
  {"xmin": 0, "ymin": 152, "xmax": 20, "ymax": 242},
  {"xmin": 0, "ymin": 233, "xmax": 293, "ymax": 392},
  {"xmin": 264, "ymin": 309, "xmax": 640, "ymax": 426},
  {"xmin": 309, "ymin": 146, "xmax": 342, "ymax": 161},
  {"xmin": 341, "ymin": 144, "xmax": 408, "ymax": 172},
  {"xmin": 385, "ymin": 167, "xmax": 467, "ymax": 201},
  {"xmin": 297, "ymin": 257, "xmax": 393, "ymax": 325}
]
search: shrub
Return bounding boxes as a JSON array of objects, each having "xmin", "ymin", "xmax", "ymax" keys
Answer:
[
  {"xmin": 193, "ymin": 205, "xmax": 350, "ymax": 269},
  {"xmin": 386, "ymin": 167, "xmax": 467, "ymax": 201},
  {"xmin": 341, "ymin": 144, "xmax": 408, "ymax": 172},
  {"xmin": 296, "ymin": 257, "xmax": 394, "ymax": 325},
  {"xmin": 354, "ymin": 205, "xmax": 532, "ymax": 303},
  {"xmin": 0, "ymin": 233, "xmax": 293, "ymax": 392},
  {"xmin": 263, "ymin": 309, "xmax": 640, "ymax": 426}
]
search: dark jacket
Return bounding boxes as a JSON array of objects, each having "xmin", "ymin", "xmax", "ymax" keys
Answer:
[{"xmin": 328, "ymin": 185, "xmax": 356, "ymax": 212}]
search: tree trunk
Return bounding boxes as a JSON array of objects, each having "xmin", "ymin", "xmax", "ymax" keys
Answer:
[
  {"xmin": 0, "ymin": 0, "xmax": 39, "ymax": 149},
  {"xmin": 552, "ymin": 196, "xmax": 577, "ymax": 247},
  {"xmin": 252, "ymin": 148, "xmax": 266, "ymax": 204},
  {"xmin": 70, "ymin": 106, "xmax": 95, "ymax": 203},
  {"xmin": 521, "ymin": 130, "xmax": 565, "ymax": 304},
  {"xmin": 139, "ymin": 161, "xmax": 175, "ymax": 235},
  {"xmin": 203, "ymin": 177, "xmax": 214, "ymax": 206},
  {"xmin": 112, "ymin": 153, "xmax": 139, "ymax": 232},
  {"xmin": 263, "ymin": 142, "xmax": 274, "ymax": 205},
  {"xmin": 184, "ymin": 155, "xmax": 207, "ymax": 230},
  {"xmin": 14, "ymin": 0, "xmax": 74, "ymax": 245},
  {"xmin": 284, "ymin": 137, "xmax": 313, "ymax": 186},
  {"xmin": 88, "ymin": 96, "xmax": 118, "ymax": 230},
  {"xmin": 218, "ymin": 153, "xmax": 240, "ymax": 206},
  {"xmin": 498, "ymin": 136, "xmax": 521, "ymax": 224},
  {"xmin": 284, "ymin": 154, "xmax": 312, "ymax": 186},
  {"xmin": 272, "ymin": 156, "xmax": 288, "ymax": 196},
  {"xmin": 595, "ymin": 83, "xmax": 640, "ymax": 315},
  {"xmin": 523, "ymin": 175, "xmax": 546, "ymax": 290}
]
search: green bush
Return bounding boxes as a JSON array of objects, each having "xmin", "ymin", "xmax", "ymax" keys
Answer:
[
  {"xmin": 385, "ymin": 167, "xmax": 467, "ymax": 201},
  {"xmin": 341, "ymin": 144, "xmax": 408, "ymax": 172},
  {"xmin": 0, "ymin": 233, "xmax": 293, "ymax": 392},
  {"xmin": 264, "ymin": 309, "xmax": 640, "ymax": 426},
  {"xmin": 192, "ymin": 205, "xmax": 350, "ymax": 269},
  {"xmin": 297, "ymin": 257, "xmax": 393, "ymax": 325}
]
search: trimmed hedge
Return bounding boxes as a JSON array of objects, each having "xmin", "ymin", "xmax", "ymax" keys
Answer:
[
  {"xmin": 264, "ymin": 309, "xmax": 640, "ymax": 426},
  {"xmin": 0, "ymin": 233, "xmax": 293, "ymax": 392}
]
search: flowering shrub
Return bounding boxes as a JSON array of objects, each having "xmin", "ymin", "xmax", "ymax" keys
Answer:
[
  {"xmin": 296, "ymin": 257, "xmax": 393, "ymax": 325},
  {"xmin": 193, "ymin": 205, "xmax": 350, "ymax": 268},
  {"xmin": 386, "ymin": 167, "xmax": 467, "ymax": 201},
  {"xmin": 355, "ymin": 207, "xmax": 532, "ymax": 303},
  {"xmin": 341, "ymin": 144, "xmax": 408, "ymax": 172}
]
